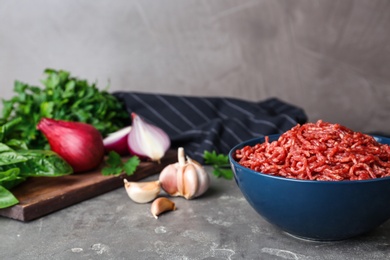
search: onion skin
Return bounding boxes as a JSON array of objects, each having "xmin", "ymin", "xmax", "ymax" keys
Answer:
[
  {"xmin": 128, "ymin": 113, "xmax": 170, "ymax": 162},
  {"xmin": 37, "ymin": 118, "xmax": 105, "ymax": 173},
  {"xmin": 103, "ymin": 126, "xmax": 132, "ymax": 155}
]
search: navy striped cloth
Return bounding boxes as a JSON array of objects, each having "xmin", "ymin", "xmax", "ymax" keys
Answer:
[{"xmin": 113, "ymin": 92, "xmax": 308, "ymax": 163}]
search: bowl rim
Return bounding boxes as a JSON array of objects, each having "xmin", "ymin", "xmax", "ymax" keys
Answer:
[{"xmin": 228, "ymin": 134, "xmax": 390, "ymax": 184}]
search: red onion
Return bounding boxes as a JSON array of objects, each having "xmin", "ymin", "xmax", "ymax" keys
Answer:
[
  {"xmin": 128, "ymin": 113, "xmax": 170, "ymax": 162},
  {"xmin": 103, "ymin": 126, "xmax": 132, "ymax": 155},
  {"xmin": 37, "ymin": 118, "xmax": 105, "ymax": 173}
]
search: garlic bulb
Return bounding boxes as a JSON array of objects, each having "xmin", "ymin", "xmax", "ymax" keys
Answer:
[
  {"xmin": 124, "ymin": 179, "xmax": 161, "ymax": 203},
  {"xmin": 159, "ymin": 147, "xmax": 210, "ymax": 199},
  {"xmin": 151, "ymin": 197, "xmax": 176, "ymax": 219}
]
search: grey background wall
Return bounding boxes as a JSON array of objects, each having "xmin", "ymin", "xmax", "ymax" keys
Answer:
[{"xmin": 1, "ymin": 0, "xmax": 389, "ymax": 134}]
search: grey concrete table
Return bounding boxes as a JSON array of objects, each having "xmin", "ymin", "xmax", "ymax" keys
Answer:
[{"xmin": 1, "ymin": 167, "xmax": 390, "ymax": 260}]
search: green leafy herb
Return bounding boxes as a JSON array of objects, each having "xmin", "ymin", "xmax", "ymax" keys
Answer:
[
  {"xmin": 0, "ymin": 149, "xmax": 73, "ymax": 208},
  {"xmin": 102, "ymin": 151, "xmax": 140, "ymax": 176},
  {"xmin": 0, "ymin": 148, "xmax": 73, "ymax": 209},
  {"xmin": 0, "ymin": 185, "xmax": 19, "ymax": 209},
  {"xmin": 0, "ymin": 69, "xmax": 130, "ymax": 149},
  {"xmin": 123, "ymin": 156, "xmax": 141, "ymax": 175},
  {"xmin": 11, "ymin": 150, "xmax": 73, "ymax": 177},
  {"xmin": 203, "ymin": 150, "xmax": 233, "ymax": 180},
  {"xmin": 0, "ymin": 120, "xmax": 73, "ymax": 209}
]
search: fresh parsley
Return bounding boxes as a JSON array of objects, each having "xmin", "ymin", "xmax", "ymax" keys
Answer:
[
  {"xmin": 102, "ymin": 151, "xmax": 140, "ymax": 176},
  {"xmin": 203, "ymin": 150, "xmax": 233, "ymax": 180},
  {"xmin": 0, "ymin": 69, "xmax": 130, "ymax": 149}
]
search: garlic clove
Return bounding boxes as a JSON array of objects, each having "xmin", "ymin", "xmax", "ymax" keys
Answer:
[
  {"xmin": 151, "ymin": 197, "xmax": 176, "ymax": 219},
  {"xmin": 177, "ymin": 163, "xmax": 199, "ymax": 200},
  {"xmin": 124, "ymin": 179, "xmax": 161, "ymax": 203},
  {"xmin": 187, "ymin": 157, "xmax": 210, "ymax": 198},
  {"xmin": 159, "ymin": 163, "xmax": 180, "ymax": 196}
]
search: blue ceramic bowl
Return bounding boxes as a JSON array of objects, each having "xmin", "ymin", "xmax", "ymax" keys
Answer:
[{"xmin": 229, "ymin": 134, "xmax": 390, "ymax": 241}]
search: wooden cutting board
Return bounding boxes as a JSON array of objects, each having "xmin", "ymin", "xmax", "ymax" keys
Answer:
[{"xmin": 0, "ymin": 150, "xmax": 177, "ymax": 222}]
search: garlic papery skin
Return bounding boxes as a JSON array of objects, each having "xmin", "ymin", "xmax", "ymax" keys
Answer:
[
  {"xmin": 177, "ymin": 163, "xmax": 199, "ymax": 200},
  {"xmin": 159, "ymin": 163, "xmax": 180, "ymax": 196},
  {"xmin": 151, "ymin": 197, "xmax": 176, "ymax": 219},
  {"xmin": 159, "ymin": 147, "xmax": 210, "ymax": 199},
  {"xmin": 187, "ymin": 157, "xmax": 210, "ymax": 198},
  {"xmin": 124, "ymin": 179, "xmax": 161, "ymax": 203}
]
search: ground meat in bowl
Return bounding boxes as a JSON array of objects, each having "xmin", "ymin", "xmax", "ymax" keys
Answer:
[{"xmin": 234, "ymin": 120, "xmax": 390, "ymax": 181}]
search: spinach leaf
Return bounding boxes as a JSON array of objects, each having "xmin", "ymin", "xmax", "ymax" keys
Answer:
[
  {"xmin": 0, "ymin": 168, "xmax": 24, "ymax": 208},
  {"xmin": 3, "ymin": 139, "xmax": 28, "ymax": 151},
  {"xmin": 0, "ymin": 151, "xmax": 28, "ymax": 166},
  {"xmin": 0, "ymin": 168, "xmax": 24, "ymax": 189},
  {"xmin": 0, "ymin": 185, "xmax": 19, "ymax": 209},
  {"xmin": 11, "ymin": 150, "xmax": 73, "ymax": 177},
  {"xmin": 0, "ymin": 149, "xmax": 73, "ymax": 209},
  {"xmin": 0, "ymin": 143, "xmax": 12, "ymax": 153},
  {"xmin": 0, "ymin": 119, "xmax": 74, "ymax": 209}
]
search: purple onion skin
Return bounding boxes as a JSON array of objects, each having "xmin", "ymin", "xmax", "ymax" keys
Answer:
[
  {"xmin": 103, "ymin": 126, "xmax": 132, "ymax": 155},
  {"xmin": 37, "ymin": 118, "xmax": 105, "ymax": 173}
]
